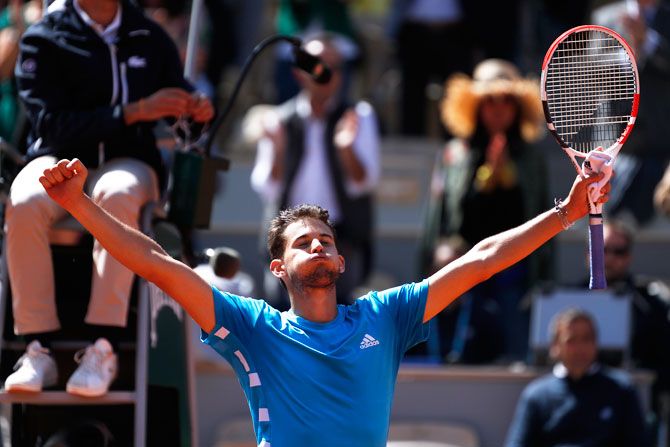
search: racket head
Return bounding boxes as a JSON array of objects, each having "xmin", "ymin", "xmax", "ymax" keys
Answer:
[{"xmin": 540, "ymin": 25, "xmax": 640, "ymax": 160}]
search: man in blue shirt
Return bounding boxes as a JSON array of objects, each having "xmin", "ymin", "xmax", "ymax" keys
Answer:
[
  {"xmin": 36, "ymin": 158, "xmax": 609, "ymax": 446},
  {"xmin": 505, "ymin": 308, "xmax": 649, "ymax": 447}
]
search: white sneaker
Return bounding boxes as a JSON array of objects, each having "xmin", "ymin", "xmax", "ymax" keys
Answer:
[
  {"xmin": 66, "ymin": 338, "xmax": 118, "ymax": 397},
  {"xmin": 4, "ymin": 340, "xmax": 58, "ymax": 393}
]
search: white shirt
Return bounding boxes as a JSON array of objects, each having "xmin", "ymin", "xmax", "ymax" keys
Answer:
[
  {"xmin": 73, "ymin": 0, "xmax": 122, "ymax": 44},
  {"xmin": 250, "ymin": 94, "xmax": 380, "ymax": 224}
]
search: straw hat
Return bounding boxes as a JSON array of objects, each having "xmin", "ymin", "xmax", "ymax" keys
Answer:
[{"xmin": 440, "ymin": 59, "xmax": 545, "ymax": 142}]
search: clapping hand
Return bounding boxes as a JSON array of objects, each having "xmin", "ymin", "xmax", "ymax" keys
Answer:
[{"xmin": 334, "ymin": 109, "xmax": 358, "ymax": 150}]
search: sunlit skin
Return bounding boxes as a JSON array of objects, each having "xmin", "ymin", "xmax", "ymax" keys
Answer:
[
  {"xmin": 550, "ymin": 318, "xmax": 598, "ymax": 380},
  {"xmin": 270, "ymin": 218, "xmax": 345, "ymax": 323}
]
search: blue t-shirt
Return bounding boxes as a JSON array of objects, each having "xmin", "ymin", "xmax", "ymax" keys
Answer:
[{"xmin": 201, "ymin": 280, "xmax": 430, "ymax": 447}]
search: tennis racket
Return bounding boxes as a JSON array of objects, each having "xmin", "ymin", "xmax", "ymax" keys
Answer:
[{"xmin": 540, "ymin": 25, "xmax": 640, "ymax": 289}]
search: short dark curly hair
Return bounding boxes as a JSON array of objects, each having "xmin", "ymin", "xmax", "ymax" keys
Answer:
[{"xmin": 267, "ymin": 204, "xmax": 336, "ymax": 260}]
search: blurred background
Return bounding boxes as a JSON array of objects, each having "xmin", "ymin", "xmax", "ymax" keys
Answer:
[{"xmin": 1, "ymin": 0, "xmax": 669, "ymax": 445}]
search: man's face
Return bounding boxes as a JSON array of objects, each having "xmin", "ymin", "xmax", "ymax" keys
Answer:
[
  {"xmin": 274, "ymin": 218, "xmax": 344, "ymax": 291},
  {"xmin": 552, "ymin": 318, "xmax": 597, "ymax": 378},
  {"xmin": 603, "ymin": 226, "xmax": 632, "ymax": 282}
]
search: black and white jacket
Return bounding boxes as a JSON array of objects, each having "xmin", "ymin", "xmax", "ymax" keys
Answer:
[{"xmin": 15, "ymin": 0, "xmax": 193, "ymax": 183}]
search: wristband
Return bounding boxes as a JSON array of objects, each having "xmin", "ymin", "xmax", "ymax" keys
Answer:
[{"xmin": 554, "ymin": 198, "xmax": 573, "ymax": 230}]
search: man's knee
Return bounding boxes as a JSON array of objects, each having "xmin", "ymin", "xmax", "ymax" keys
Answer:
[
  {"xmin": 92, "ymin": 188, "xmax": 144, "ymax": 224},
  {"xmin": 89, "ymin": 161, "xmax": 158, "ymax": 220},
  {"xmin": 6, "ymin": 189, "xmax": 58, "ymax": 228}
]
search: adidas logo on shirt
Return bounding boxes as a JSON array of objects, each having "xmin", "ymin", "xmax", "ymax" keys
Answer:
[{"xmin": 360, "ymin": 334, "xmax": 380, "ymax": 349}]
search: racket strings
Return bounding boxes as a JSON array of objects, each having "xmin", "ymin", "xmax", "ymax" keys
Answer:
[{"xmin": 545, "ymin": 29, "xmax": 637, "ymax": 153}]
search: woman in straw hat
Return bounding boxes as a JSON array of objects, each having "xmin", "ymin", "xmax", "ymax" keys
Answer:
[{"xmin": 419, "ymin": 59, "xmax": 551, "ymax": 364}]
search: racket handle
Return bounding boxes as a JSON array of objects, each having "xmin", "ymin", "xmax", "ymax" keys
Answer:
[{"xmin": 588, "ymin": 215, "xmax": 607, "ymax": 290}]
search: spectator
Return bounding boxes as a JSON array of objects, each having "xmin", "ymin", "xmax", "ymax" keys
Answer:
[
  {"xmin": 250, "ymin": 34, "xmax": 381, "ymax": 309},
  {"xmin": 3, "ymin": 0, "xmax": 213, "ymax": 397},
  {"xmin": 505, "ymin": 308, "xmax": 650, "ymax": 447},
  {"xmin": 37, "ymin": 156, "xmax": 609, "ymax": 445},
  {"xmin": 581, "ymin": 219, "xmax": 670, "ymax": 440},
  {"xmin": 274, "ymin": 0, "xmax": 361, "ymax": 104},
  {"xmin": 387, "ymin": 0, "xmax": 472, "ymax": 136},
  {"xmin": 591, "ymin": 0, "xmax": 670, "ymax": 225},
  {"xmin": 420, "ymin": 58, "xmax": 550, "ymax": 362}
]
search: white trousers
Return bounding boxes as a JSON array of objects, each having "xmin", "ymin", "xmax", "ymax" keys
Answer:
[{"xmin": 5, "ymin": 156, "xmax": 159, "ymax": 334}]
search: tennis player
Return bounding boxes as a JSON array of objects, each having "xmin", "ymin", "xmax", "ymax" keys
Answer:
[{"xmin": 38, "ymin": 158, "xmax": 609, "ymax": 446}]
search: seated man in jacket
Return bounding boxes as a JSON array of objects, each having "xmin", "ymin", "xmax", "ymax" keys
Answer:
[
  {"xmin": 3, "ymin": 0, "xmax": 213, "ymax": 396},
  {"xmin": 505, "ymin": 308, "xmax": 649, "ymax": 447}
]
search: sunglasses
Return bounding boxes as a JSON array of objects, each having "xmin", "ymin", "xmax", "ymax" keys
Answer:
[{"xmin": 604, "ymin": 245, "xmax": 630, "ymax": 257}]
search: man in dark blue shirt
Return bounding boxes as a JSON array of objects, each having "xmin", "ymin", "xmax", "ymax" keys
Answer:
[{"xmin": 505, "ymin": 308, "xmax": 649, "ymax": 447}]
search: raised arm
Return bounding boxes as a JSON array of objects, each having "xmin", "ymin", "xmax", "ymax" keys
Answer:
[
  {"xmin": 423, "ymin": 173, "xmax": 609, "ymax": 322},
  {"xmin": 39, "ymin": 159, "xmax": 216, "ymax": 331}
]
